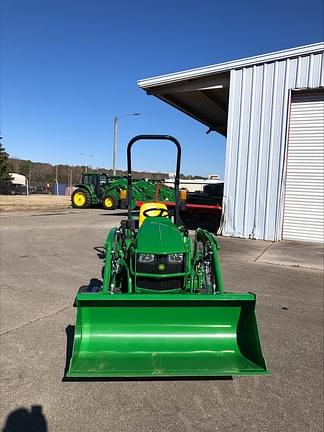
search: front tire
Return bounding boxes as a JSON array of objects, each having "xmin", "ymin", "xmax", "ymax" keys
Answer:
[
  {"xmin": 71, "ymin": 189, "xmax": 91, "ymax": 209},
  {"xmin": 102, "ymin": 195, "xmax": 117, "ymax": 210}
]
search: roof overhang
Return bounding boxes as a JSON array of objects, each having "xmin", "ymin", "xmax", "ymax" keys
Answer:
[
  {"xmin": 143, "ymin": 72, "xmax": 230, "ymax": 136},
  {"xmin": 138, "ymin": 42, "xmax": 324, "ymax": 137}
]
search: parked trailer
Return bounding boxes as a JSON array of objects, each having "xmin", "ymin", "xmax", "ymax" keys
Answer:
[{"xmin": 136, "ymin": 183, "xmax": 224, "ymax": 232}]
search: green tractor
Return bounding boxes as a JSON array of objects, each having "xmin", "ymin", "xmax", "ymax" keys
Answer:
[
  {"xmin": 67, "ymin": 135, "xmax": 269, "ymax": 378},
  {"xmin": 71, "ymin": 172, "xmax": 175, "ymax": 211},
  {"xmin": 71, "ymin": 172, "xmax": 126, "ymax": 210}
]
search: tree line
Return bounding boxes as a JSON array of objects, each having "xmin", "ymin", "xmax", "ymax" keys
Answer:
[
  {"xmin": 7, "ymin": 158, "xmax": 172, "ymax": 185},
  {"xmin": 1, "ymin": 141, "xmax": 206, "ymax": 186}
]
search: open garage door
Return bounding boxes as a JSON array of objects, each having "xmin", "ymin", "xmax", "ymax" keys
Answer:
[{"xmin": 282, "ymin": 90, "xmax": 324, "ymax": 243}]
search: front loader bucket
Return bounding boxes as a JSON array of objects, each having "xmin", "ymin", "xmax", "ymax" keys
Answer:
[{"xmin": 67, "ymin": 293, "xmax": 269, "ymax": 378}]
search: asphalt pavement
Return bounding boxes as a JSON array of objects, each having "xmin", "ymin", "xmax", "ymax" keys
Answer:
[{"xmin": 0, "ymin": 208, "xmax": 323, "ymax": 432}]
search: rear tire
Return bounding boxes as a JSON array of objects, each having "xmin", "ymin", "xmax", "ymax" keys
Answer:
[
  {"xmin": 102, "ymin": 195, "xmax": 117, "ymax": 210},
  {"xmin": 71, "ymin": 188, "xmax": 91, "ymax": 209}
]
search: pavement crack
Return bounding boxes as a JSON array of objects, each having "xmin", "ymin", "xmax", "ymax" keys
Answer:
[
  {"xmin": 254, "ymin": 259, "xmax": 323, "ymax": 272},
  {"xmin": 18, "ymin": 253, "xmax": 73, "ymax": 259},
  {"xmin": 254, "ymin": 242, "xmax": 275, "ymax": 262},
  {"xmin": 0, "ymin": 305, "xmax": 73, "ymax": 337}
]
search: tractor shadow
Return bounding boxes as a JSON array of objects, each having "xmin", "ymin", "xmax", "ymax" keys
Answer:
[
  {"xmin": 63, "ymin": 325, "xmax": 75, "ymax": 379},
  {"xmin": 63, "ymin": 325, "xmax": 232, "ymax": 382},
  {"xmin": 100, "ymin": 211, "xmax": 131, "ymax": 217},
  {"xmin": 94, "ymin": 246, "xmax": 105, "ymax": 260}
]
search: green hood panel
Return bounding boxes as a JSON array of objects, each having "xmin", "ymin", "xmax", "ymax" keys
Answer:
[{"xmin": 136, "ymin": 218, "xmax": 185, "ymax": 254}]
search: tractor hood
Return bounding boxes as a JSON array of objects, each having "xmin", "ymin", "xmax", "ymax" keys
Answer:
[{"xmin": 135, "ymin": 218, "xmax": 185, "ymax": 254}]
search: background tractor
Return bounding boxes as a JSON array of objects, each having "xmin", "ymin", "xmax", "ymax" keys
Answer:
[
  {"xmin": 71, "ymin": 172, "xmax": 123, "ymax": 210},
  {"xmin": 71, "ymin": 172, "xmax": 175, "ymax": 210}
]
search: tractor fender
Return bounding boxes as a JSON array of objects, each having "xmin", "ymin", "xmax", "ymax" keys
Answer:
[{"xmin": 75, "ymin": 183, "xmax": 93, "ymax": 194}]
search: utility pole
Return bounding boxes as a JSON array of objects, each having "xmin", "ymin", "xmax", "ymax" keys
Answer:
[
  {"xmin": 26, "ymin": 169, "xmax": 32, "ymax": 196},
  {"xmin": 67, "ymin": 169, "xmax": 73, "ymax": 190},
  {"xmin": 55, "ymin": 166, "xmax": 59, "ymax": 196},
  {"xmin": 113, "ymin": 116, "xmax": 118, "ymax": 176}
]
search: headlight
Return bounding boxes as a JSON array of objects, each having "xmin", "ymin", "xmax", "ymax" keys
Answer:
[
  {"xmin": 167, "ymin": 253, "xmax": 183, "ymax": 263},
  {"xmin": 138, "ymin": 254, "xmax": 155, "ymax": 263}
]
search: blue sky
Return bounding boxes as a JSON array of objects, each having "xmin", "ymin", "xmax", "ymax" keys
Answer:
[{"xmin": 1, "ymin": 0, "xmax": 323, "ymax": 177}]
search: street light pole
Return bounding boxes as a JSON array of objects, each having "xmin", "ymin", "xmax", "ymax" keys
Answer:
[
  {"xmin": 67, "ymin": 169, "xmax": 73, "ymax": 190},
  {"xmin": 113, "ymin": 116, "xmax": 118, "ymax": 176},
  {"xmin": 112, "ymin": 113, "xmax": 141, "ymax": 176}
]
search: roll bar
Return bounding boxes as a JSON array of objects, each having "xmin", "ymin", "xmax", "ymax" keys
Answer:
[{"xmin": 126, "ymin": 135, "xmax": 181, "ymax": 225}]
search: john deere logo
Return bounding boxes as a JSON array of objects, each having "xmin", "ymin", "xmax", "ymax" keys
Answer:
[{"xmin": 158, "ymin": 263, "xmax": 165, "ymax": 271}]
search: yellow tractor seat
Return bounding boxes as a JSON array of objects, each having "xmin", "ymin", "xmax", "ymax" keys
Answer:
[{"xmin": 139, "ymin": 202, "xmax": 169, "ymax": 227}]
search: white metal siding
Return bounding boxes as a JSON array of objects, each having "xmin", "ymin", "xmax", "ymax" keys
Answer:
[
  {"xmin": 222, "ymin": 50, "xmax": 324, "ymax": 240},
  {"xmin": 282, "ymin": 91, "xmax": 324, "ymax": 242}
]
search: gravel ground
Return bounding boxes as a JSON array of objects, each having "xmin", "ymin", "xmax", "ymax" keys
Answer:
[{"xmin": 0, "ymin": 195, "xmax": 71, "ymax": 212}]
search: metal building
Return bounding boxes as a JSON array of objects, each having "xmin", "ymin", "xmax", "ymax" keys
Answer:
[{"xmin": 138, "ymin": 42, "xmax": 324, "ymax": 242}]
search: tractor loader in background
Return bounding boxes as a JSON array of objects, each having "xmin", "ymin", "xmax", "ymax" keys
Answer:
[{"xmin": 71, "ymin": 172, "xmax": 175, "ymax": 210}]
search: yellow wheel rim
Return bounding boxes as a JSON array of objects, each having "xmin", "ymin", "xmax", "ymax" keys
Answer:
[
  {"xmin": 74, "ymin": 192, "xmax": 86, "ymax": 207},
  {"xmin": 104, "ymin": 197, "xmax": 113, "ymax": 208}
]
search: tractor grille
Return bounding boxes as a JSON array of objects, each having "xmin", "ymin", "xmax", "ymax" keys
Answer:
[
  {"xmin": 136, "ymin": 277, "xmax": 183, "ymax": 290},
  {"xmin": 137, "ymin": 254, "xmax": 184, "ymax": 274}
]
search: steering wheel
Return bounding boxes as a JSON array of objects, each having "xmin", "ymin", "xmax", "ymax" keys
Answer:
[{"xmin": 143, "ymin": 208, "xmax": 170, "ymax": 218}]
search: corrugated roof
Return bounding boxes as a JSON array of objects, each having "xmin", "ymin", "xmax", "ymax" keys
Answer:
[{"xmin": 138, "ymin": 42, "xmax": 324, "ymax": 89}]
